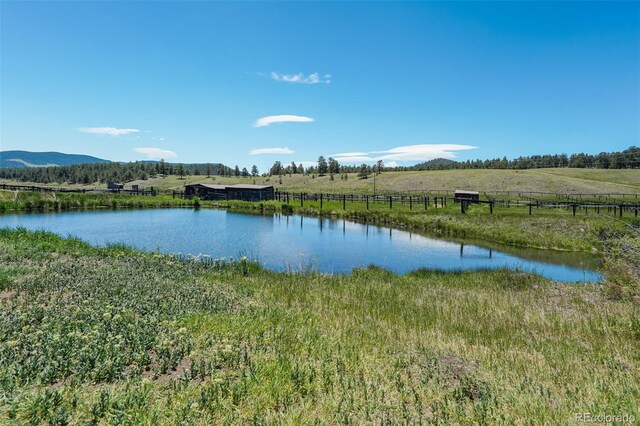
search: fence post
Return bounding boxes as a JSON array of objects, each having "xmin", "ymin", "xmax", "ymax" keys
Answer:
[
  {"xmin": 409, "ymin": 196, "xmax": 412, "ymax": 210},
  {"xmin": 529, "ymin": 204, "xmax": 532, "ymax": 215},
  {"xmin": 343, "ymin": 194, "xmax": 346, "ymax": 210},
  {"xmin": 490, "ymin": 202, "xmax": 493, "ymax": 214},
  {"xmin": 424, "ymin": 196, "xmax": 427, "ymax": 210},
  {"xmin": 366, "ymin": 195, "xmax": 369, "ymax": 210},
  {"xmin": 320, "ymin": 193, "xmax": 323, "ymax": 209},
  {"xmin": 389, "ymin": 196, "xmax": 393, "ymax": 209},
  {"xmin": 572, "ymin": 205, "xmax": 576, "ymax": 216},
  {"xmin": 300, "ymin": 193, "xmax": 303, "ymax": 207},
  {"xmin": 620, "ymin": 205, "xmax": 623, "ymax": 218}
]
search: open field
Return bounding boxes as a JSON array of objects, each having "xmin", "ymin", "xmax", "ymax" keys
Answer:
[
  {"xmin": 0, "ymin": 228, "xmax": 638, "ymax": 424},
  {"xmin": 129, "ymin": 168, "xmax": 640, "ymax": 196},
  {"xmin": 3, "ymin": 168, "xmax": 640, "ymax": 197}
]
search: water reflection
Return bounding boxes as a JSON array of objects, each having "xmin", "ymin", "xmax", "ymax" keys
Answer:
[{"xmin": 0, "ymin": 209, "xmax": 602, "ymax": 282}]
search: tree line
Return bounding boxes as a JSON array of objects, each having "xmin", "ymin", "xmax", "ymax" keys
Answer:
[
  {"xmin": 0, "ymin": 161, "xmax": 238, "ymax": 185},
  {"xmin": 266, "ymin": 147, "xmax": 639, "ymax": 179},
  {"xmin": 0, "ymin": 146, "xmax": 637, "ymax": 185},
  {"xmin": 409, "ymin": 146, "xmax": 640, "ymax": 171}
]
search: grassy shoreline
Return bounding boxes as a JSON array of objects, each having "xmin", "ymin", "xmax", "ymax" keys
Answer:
[
  {"xmin": 1, "ymin": 189, "xmax": 619, "ymax": 252},
  {"xmin": 0, "ymin": 228, "xmax": 638, "ymax": 424}
]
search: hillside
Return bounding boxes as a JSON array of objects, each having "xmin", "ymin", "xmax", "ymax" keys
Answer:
[
  {"xmin": 413, "ymin": 158, "xmax": 458, "ymax": 169},
  {"xmin": 0, "ymin": 151, "xmax": 110, "ymax": 168},
  {"xmin": 3, "ymin": 168, "xmax": 638, "ymax": 195},
  {"xmin": 119, "ymin": 168, "xmax": 640, "ymax": 196}
]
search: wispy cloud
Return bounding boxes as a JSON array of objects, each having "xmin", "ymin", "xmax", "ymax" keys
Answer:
[
  {"xmin": 78, "ymin": 127, "xmax": 140, "ymax": 136},
  {"xmin": 134, "ymin": 147, "xmax": 177, "ymax": 160},
  {"xmin": 253, "ymin": 115, "xmax": 314, "ymax": 128},
  {"xmin": 270, "ymin": 72, "xmax": 331, "ymax": 84},
  {"xmin": 250, "ymin": 147, "xmax": 295, "ymax": 155},
  {"xmin": 332, "ymin": 144, "xmax": 477, "ymax": 163}
]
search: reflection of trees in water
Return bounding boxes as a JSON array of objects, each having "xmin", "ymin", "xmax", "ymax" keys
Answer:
[{"xmin": 253, "ymin": 211, "xmax": 600, "ymax": 271}]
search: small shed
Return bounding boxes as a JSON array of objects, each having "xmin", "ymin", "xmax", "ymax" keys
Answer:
[
  {"xmin": 454, "ymin": 190, "xmax": 480, "ymax": 204},
  {"xmin": 107, "ymin": 182, "xmax": 124, "ymax": 190},
  {"xmin": 227, "ymin": 184, "xmax": 274, "ymax": 202},
  {"xmin": 184, "ymin": 183, "xmax": 228, "ymax": 200}
]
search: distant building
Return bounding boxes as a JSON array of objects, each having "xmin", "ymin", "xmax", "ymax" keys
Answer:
[
  {"xmin": 454, "ymin": 190, "xmax": 480, "ymax": 204},
  {"xmin": 184, "ymin": 184, "xmax": 228, "ymax": 200},
  {"xmin": 107, "ymin": 182, "xmax": 124, "ymax": 190},
  {"xmin": 183, "ymin": 183, "xmax": 274, "ymax": 201},
  {"xmin": 226, "ymin": 184, "xmax": 274, "ymax": 202}
]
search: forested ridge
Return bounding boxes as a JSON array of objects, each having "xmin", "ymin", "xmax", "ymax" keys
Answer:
[
  {"xmin": 0, "ymin": 161, "xmax": 232, "ymax": 185},
  {"xmin": 0, "ymin": 146, "xmax": 637, "ymax": 185},
  {"xmin": 410, "ymin": 146, "xmax": 640, "ymax": 171}
]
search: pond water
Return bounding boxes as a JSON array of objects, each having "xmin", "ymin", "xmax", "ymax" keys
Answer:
[{"xmin": 0, "ymin": 209, "xmax": 602, "ymax": 282}]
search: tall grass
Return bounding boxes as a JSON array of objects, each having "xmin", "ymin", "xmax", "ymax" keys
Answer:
[{"xmin": 0, "ymin": 229, "xmax": 638, "ymax": 424}]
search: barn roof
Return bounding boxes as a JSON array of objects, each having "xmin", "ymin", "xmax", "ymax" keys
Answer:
[
  {"xmin": 185, "ymin": 183, "xmax": 227, "ymax": 190},
  {"xmin": 228, "ymin": 184, "xmax": 274, "ymax": 190}
]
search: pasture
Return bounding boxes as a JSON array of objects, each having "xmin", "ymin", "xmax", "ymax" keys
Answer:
[{"xmin": 2, "ymin": 168, "xmax": 640, "ymax": 197}]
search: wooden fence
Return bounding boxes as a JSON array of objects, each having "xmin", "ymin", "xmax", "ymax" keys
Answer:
[
  {"xmin": 0, "ymin": 183, "xmax": 158, "ymax": 196},
  {"xmin": 273, "ymin": 190, "xmax": 639, "ymax": 218},
  {"xmin": 3, "ymin": 183, "xmax": 639, "ymax": 218}
]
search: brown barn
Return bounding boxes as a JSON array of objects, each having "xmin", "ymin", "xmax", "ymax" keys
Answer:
[
  {"xmin": 184, "ymin": 184, "xmax": 228, "ymax": 200},
  {"xmin": 226, "ymin": 184, "xmax": 274, "ymax": 201},
  {"xmin": 184, "ymin": 183, "xmax": 274, "ymax": 201}
]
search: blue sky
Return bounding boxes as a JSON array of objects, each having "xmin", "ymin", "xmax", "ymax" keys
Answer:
[{"xmin": 1, "ymin": 1, "xmax": 638, "ymax": 171}]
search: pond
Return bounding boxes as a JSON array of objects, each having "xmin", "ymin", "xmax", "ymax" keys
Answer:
[{"xmin": 0, "ymin": 209, "xmax": 602, "ymax": 282}]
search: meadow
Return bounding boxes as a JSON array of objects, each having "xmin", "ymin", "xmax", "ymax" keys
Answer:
[
  {"xmin": 1, "ymin": 171, "xmax": 639, "ymax": 424},
  {"xmin": 0, "ymin": 228, "xmax": 638, "ymax": 424},
  {"xmin": 2, "ymin": 167, "xmax": 640, "ymax": 197}
]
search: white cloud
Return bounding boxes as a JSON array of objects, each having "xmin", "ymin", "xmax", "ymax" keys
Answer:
[
  {"xmin": 253, "ymin": 115, "xmax": 314, "ymax": 128},
  {"xmin": 332, "ymin": 144, "xmax": 477, "ymax": 164},
  {"xmin": 134, "ymin": 147, "xmax": 177, "ymax": 160},
  {"xmin": 296, "ymin": 161, "xmax": 317, "ymax": 168},
  {"xmin": 329, "ymin": 155, "xmax": 374, "ymax": 163},
  {"xmin": 330, "ymin": 152, "xmax": 368, "ymax": 157},
  {"xmin": 250, "ymin": 147, "xmax": 295, "ymax": 155},
  {"xmin": 78, "ymin": 127, "xmax": 140, "ymax": 136},
  {"xmin": 270, "ymin": 72, "xmax": 331, "ymax": 84},
  {"xmin": 384, "ymin": 161, "xmax": 400, "ymax": 168}
]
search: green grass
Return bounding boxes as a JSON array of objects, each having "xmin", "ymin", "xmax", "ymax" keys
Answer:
[
  {"xmin": 0, "ymin": 190, "xmax": 199, "ymax": 212},
  {"xmin": 0, "ymin": 228, "xmax": 638, "ymax": 424}
]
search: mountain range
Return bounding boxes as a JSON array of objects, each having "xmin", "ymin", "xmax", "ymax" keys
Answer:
[{"xmin": 0, "ymin": 151, "xmax": 111, "ymax": 168}]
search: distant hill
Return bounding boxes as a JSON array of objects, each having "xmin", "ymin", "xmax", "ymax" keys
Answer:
[
  {"xmin": 413, "ymin": 158, "xmax": 458, "ymax": 169},
  {"xmin": 0, "ymin": 151, "xmax": 111, "ymax": 168}
]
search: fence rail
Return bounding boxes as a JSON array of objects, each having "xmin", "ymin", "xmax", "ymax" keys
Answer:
[
  {"xmin": 273, "ymin": 190, "xmax": 640, "ymax": 218},
  {"xmin": 0, "ymin": 183, "xmax": 159, "ymax": 196}
]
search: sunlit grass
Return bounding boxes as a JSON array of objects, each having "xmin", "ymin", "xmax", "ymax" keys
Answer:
[{"xmin": 0, "ymin": 229, "xmax": 638, "ymax": 424}]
